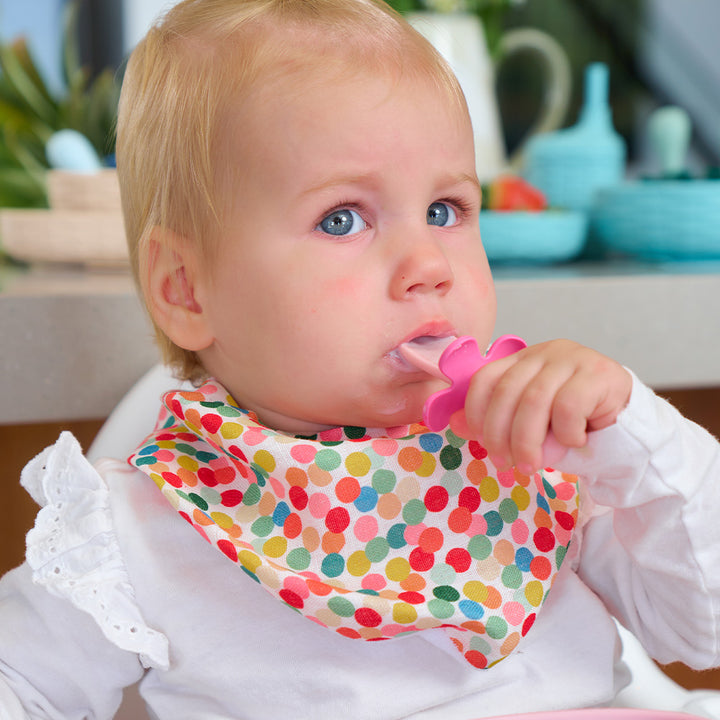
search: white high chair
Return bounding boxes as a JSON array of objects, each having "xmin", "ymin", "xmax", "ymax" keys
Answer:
[{"xmin": 88, "ymin": 365, "xmax": 720, "ymax": 720}]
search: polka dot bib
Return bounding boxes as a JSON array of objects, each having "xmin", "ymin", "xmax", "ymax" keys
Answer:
[{"xmin": 129, "ymin": 380, "xmax": 578, "ymax": 668}]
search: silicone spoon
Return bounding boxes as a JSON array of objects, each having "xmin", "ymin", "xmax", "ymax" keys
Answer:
[
  {"xmin": 400, "ymin": 334, "xmax": 567, "ymax": 468},
  {"xmin": 410, "ymin": 335, "xmax": 527, "ymax": 431}
]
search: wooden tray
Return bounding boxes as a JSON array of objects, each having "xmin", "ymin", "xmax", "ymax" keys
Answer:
[
  {"xmin": 47, "ymin": 169, "xmax": 121, "ymax": 212},
  {"xmin": 0, "ymin": 209, "xmax": 128, "ymax": 268}
]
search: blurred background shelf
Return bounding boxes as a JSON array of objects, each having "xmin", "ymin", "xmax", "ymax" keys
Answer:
[{"xmin": 2, "ymin": 259, "xmax": 719, "ymax": 425}]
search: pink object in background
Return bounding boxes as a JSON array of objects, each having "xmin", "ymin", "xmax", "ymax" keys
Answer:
[{"xmin": 477, "ymin": 709, "xmax": 701, "ymax": 720}]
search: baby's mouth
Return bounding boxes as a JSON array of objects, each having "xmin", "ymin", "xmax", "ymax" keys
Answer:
[{"xmin": 396, "ymin": 335, "xmax": 457, "ymax": 379}]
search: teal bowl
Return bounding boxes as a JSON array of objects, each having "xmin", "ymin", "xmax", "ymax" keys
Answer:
[
  {"xmin": 479, "ymin": 211, "xmax": 588, "ymax": 264},
  {"xmin": 591, "ymin": 181, "xmax": 720, "ymax": 259}
]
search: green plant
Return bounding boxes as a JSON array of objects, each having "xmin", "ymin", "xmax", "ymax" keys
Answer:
[{"xmin": 0, "ymin": 1, "xmax": 121, "ymax": 208}]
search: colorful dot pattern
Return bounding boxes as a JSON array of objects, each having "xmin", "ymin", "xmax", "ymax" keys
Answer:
[{"xmin": 129, "ymin": 381, "xmax": 579, "ymax": 669}]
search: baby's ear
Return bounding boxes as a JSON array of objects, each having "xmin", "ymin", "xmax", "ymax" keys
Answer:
[{"xmin": 143, "ymin": 228, "xmax": 214, "ymax": 351}]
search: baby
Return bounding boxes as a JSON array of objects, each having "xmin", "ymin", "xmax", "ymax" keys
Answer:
[{"xmin": 1, "ymin": 0, "xmax": 719, "ymax": 718}]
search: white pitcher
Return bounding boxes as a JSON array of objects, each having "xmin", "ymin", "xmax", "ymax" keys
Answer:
[{"xmin": 407, "ymin": 12, "xmax": 571, "ymax": 181}]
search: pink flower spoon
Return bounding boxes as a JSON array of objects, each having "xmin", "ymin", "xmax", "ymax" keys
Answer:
[
  {"xmin": 399, "ymin": 334, "xmax": 568, "ymax": 468},
  {"xmin": 400, "ymin": 335, "xmax": 526, "ymax": 431}
]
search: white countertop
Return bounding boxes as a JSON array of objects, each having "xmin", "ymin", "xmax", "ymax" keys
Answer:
[
  {"xmin": 2, "ymin": 260, "xmax": 719, "ymax": 424},
  {"xmin": 1, "ymin": 265, "xmax": 158, "ymax": 424}
]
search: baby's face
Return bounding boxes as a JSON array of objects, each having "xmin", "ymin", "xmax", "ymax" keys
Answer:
[{"xmin": 195, "ymin": 69, "xmax": 496, "ymax": 433}]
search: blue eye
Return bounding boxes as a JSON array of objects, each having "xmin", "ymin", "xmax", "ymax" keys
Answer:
[
  {"xmin": 427, "ymin": 202, "xmax": 457, "ymax": 227},
  {"xmin": 317, "ymin": 208, "xmax": 366, "ymax": 236}
]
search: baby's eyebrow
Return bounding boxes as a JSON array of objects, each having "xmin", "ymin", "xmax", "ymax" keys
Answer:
[
  {"xmin": 446, "ymin": 173, "xmax": 482, "ymax": 194},
  {"xmin": 301, "ymin": 172, "xmax": 481, "ymax": 198},
  {"xmin": 300, "ymin": 173, "xmax": 379, "ymax": 197}
]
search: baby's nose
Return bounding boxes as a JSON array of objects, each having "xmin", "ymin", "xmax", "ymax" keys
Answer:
[{"xmin": 390, "ymin": 232, "xmax": 454, "ymax": 299}]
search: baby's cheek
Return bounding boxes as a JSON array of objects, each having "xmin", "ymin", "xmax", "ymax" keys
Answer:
[
  {"xmin": 460, "ymin": 264, "xmax": 496, "ymax": 319},
  {"xmin": 313, "ymin": 273, "xmax": 365, "ymax": 306},
  {"xmin": 297, "ymin": 275, "xmax": 361, "ymax": 322},
  {"xmin": 332, "ymin": 277, "xmax": 363, "ymax": 298},
  {"xmin": 300, "ymin": 275, "xmax": 374, "ymax": 352}
]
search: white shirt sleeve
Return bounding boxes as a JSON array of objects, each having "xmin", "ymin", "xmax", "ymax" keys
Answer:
[
  {"xmin": 0, "ymin": 433, "xmax": 165, "ymax": 718},
  {"xmin": 0, "ymin": 563, "xmax": 145, "ymax": 719},
  {"xmin": 559, "ymin": 372, "xmax": 720, "ymax": 669},
  {"xmin": 0, "ymin": 673, "xmax": 29, "ymax": 720}
]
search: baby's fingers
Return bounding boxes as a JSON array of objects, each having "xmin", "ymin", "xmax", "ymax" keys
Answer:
[
  {"xmin": 464, "ymin": 354, "xmax": 543, "ymax": 469},
  {"xmin": 460, "ymin": 340, "xmax": 632, "ymax": 475},
  {"xmin": 509, "ymin": 351, "xmax": 631, "ymax": 471},
  {"xmin": 549, "ymin": 355, "xmax": 631, "ymax": 438},
  {"xmin": 505, "ymin": 368, "xmax": 597, "ymax": 474},
  {"xmin": 546, "ymin": 372, "xmax": 597, "ymax": 448}
]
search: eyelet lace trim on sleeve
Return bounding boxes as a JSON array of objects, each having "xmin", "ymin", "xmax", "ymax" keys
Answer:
[{"xmin": 21, "ymin": 432, "xmax": 170, "ymax": 670}]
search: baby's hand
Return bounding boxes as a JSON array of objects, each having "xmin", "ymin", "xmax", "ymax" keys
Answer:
[{"xmin": 451, "ymin": 340, "xmax": 632, "ymax": 474}]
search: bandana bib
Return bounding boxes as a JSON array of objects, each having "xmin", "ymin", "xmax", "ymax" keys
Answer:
[{"xmin": 130, "ymin": 380, "xmax": 578, "ymax": 668}]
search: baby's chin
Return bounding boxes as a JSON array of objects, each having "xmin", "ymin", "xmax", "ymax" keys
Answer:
[
  {"xmin": 258, "ymin": 406, "xmax": 423, "ymax": 435},
  {"xmin": 261, "ymin": 387, "xmax": 433, "ymax": 434},
  {"xmin": 353, "ymin": 398, "xmax": 426, "ymax": 430}
]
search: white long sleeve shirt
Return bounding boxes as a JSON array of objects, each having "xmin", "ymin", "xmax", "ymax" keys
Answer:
[{"xmin": 1, "ymin": 374, "xmax": 719, "ymax": 719}]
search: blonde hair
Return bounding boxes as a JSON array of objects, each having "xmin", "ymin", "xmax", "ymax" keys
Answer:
[{"xmin": 116, "ymin": 0, "xmax": 465, "ymax": 382}]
